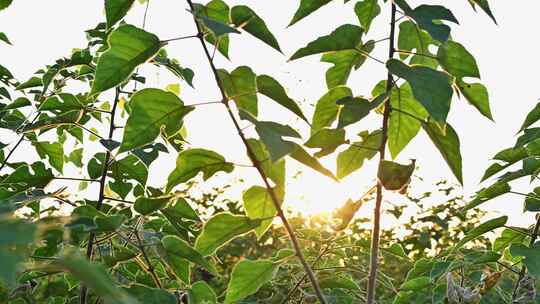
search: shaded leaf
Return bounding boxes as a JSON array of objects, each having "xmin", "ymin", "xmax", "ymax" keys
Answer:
[
  {"xmin": 387, "ymin": 59, "xmax": 453, "ymax": 122},
  {"xmin": 162, "ymin": 235, "xmax": 217, "ymax": 275},
  {"xmin": 437, "ymin": 41, "xmax": 480, "ymax": 79},
  {"xmin": 354, "ymin": 0, "xmax": 380, "ymax": 32},
  {"xmin": 290, "ymin": 24, "xmax": 364, "ymax": 61},
  {"xmin": 134, "ymin": 196, "xmax": 172, "ymax": 215},
  {"xmin": 311, "ymin": 86, "xmax": 352, "ymax": 135},
  {"xmin": 423, "ymin": 121, "xmax": 463, "ymax": 184},
  {"xmin": 463, "ymin": 182, "xmax": 510, "ymax": 211},
  {"xmin": 188, "ymin": 281, "xmax": 217, "ymax": 304},
  {"xmin": 289, "ymin": 0, "xmax": 333, "ymax": 26},
  {"xmin": 256, "ymin": 75, "xmax": 307, "ymax": 122},
  {"xmin": 337, "ymin": 130, "xmax": 381, "ymax": 179},
  {"xmin": 230, "ymin": 5, "xmax": 281, "ymax": 52}
]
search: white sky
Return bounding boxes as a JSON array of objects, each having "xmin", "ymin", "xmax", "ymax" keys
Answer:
[{"xmin": 1, "ymin": 1, "xmax": 539, "ymax": 226}]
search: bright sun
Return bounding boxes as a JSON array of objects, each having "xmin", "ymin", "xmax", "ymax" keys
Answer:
[{"xmin": 285, "ymin": 167, "xmax": 377, "ymax": 216}]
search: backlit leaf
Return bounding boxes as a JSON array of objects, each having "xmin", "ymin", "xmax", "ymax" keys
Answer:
[
  {"xmin": 224, "ymin": 259, "xmax": 279, "ymax": 304},
  {"xmin": 195, "ymin": 213, "xmax": 261, "ymax": 256},
  {"xmin": 104, "ymin": 0, "xmax": 135, "ymax": 29},
  {"xmin": 423, "ymin": 121, "xmax": 463, "ymax": 184},
  {"xmin": 120, "ymin": 88, "xmax": 193, "ymax": 152},
  {"xmin": 230, "ymin": 5, "xmax": 281, "ymax": 52},
  {"xmin": 91, "ymin": 24, "xmax": 161, "ymax": 95},
  {"xmin": 166, "ymin": 149, "xmax": 234, "ymax": 192},
  {"xmin": 290, "ymin": 24, "xmax": 364, "ymax": 61}
]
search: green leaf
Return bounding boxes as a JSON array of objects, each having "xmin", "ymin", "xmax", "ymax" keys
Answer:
[
  {"xmin": 468, "ymin": 0, "xmax": 497, "ymax": 24},
  {"xmin": 56, "ymin": 250, "xmax": 137, "ymax": 304},
  {"xmin": 243, "ymin": 186, "xmax": 279, "ymax": 238},
  {"xmin": 289, "ymin": 0, "xmax": 333, "ymax": 26},
  {"xmin": 188, "ymin": 281, "xmax": 217, "ymax": 304},
  {"xmin": 290, "ymin": 24, "xmax": 364, "ymax": 61},
  {"xmin": 354, "ymin": 0, "xmax": 380, "ymax": 32},
  {"xmin": 437, "ymin": 40, "xmax": 480, "ymax": 79},
  {"xmin": 162, "ymin": 198, "xmax": 200, "ymax": 222},
  {"xmin": 457, "ymin": 80, "xmax": 493, "ymax": 121},
  {"xmin": 493, "ymin": 229, "xmax": 527, "ymax": 252},
  {"xmin": 40, "ymin": 93, "xmax": 85, "ymax": 112},
  {"xmin": 0, "ymin": 219, "xmax": 35, "ymax": 285},
  {"xmin": 387, "ymin": 83, "xmax": 428, "ymax": 159},
  {"xmin": 91, "ymin": 24, "xmax": 161, "ymax": 95},
  {"xmin": 378, "ymin": 160, "xmax": 415, "ymax": 191},
  {"xmin": 33, "ymin": 141, "xmax": 64, "ymax": 173},
  {"xmin": 123, "ymin": 284, "xmax": 176, "ymax": 304},
  {"xmin": 311, "ymin": 86, "xmax": 352, "ymax": 135},
  {"xmin": 0, "ymin": 32, "xmax": 11, "ymax": 45},
  {"xmin": 337, "ymin": 94, "xmax": 386, "ymax": 129},
  {"xmin": 337, "ymin": 130, "xmax": 381, "ymax": 179},
  {"xmin": 195, "ymin": 213, "xmax": 261, "ymax": 256},
  {"xmin": 319, "ymin": 275, "xmax": 361, "ymax": 291},
  {"xmin": 0, "ymin": 162, "xmax": 54, "ymax": 201},
  {"xmin": 162, "ymin": 235, "xmax": 217, "ymax": 275},
  {"xmin": 254, "ymin": 121, "xmax": 301, "ymax": 162},
  {"xmin": 120, "ymin": 88, "xmax": 193, "ymax": 152},
  {"xmin": 397, "ymin": 20, "xmax": 437, "ymax": 67},
  {"xmin": 247, "ymin": 139, "xmax": 286, "ymax": 187},
  {"xmin": 400, "ymin": 276, "xmax": 431, "ymax": 291},
  {"xmin": 321, "ymin": 41, "xmax": 374, "ymax": 89},
  {"xmin": 105, "ymin": 0, "xmax": 135, "ymax": 29},
  {"xmin": 15, "ymin": 76, "xmax": 42, "ymax": 90},
  {"xmin": 224, "ymin": 259, "xmax": 279, "ymax": 304},
  {"xmin": 423, "ymin": 121, "xmax": 463, "ymax": 184},
  {"xmin": 289, "ymin": 143, "xmax": 337, "ymax": 181},
  {"xmin": 94, "ymin": 215, "xmax": 126, "ymax": 232},
  {"xmin": 109, "ymin": 154, "xmax": 148, "ymax": 186},
  {"xmin": 519, "ymin": 100, "xmax": 540, "ymax": 132},
  {"xmin": 193, "ymin": 4, "xmax": 240, "ymax": 37},
  {"xmin": 387, "ymin": 59, "xmax": 453, "ymax": 122},
  {"xmin": 398, "ymin": 3, "xmax": 459, "ymax": 42},
  {"xmin": 463, "ymin": 182, "xmax": 510, "ymax": 211},
  {"xmin": 305, "ymin": 128, "xmax": 346, "ymax": 158},
  {"xmin": 218, "ymin": 66, "xmax": 258, "ymax": 117},
  {"xmin": 510, "ymin": 243, "xmax": 540, "ymax": 278},
  {"xmin": 454, "ymin": 216, "xmax": 507, "ymax": 251},
  {"xmin": 0, "ymin": 0, "xmax": 12, "ymax": 11},
  {"xmin": 256, "ymin": 75, "xmax": 308, "ymax": 122},
  {"xmin": 230, "ymin": 6, "xmax": 281, "ymax": 52},
  {"xmin": 166, "ymin": 149, "xmax": 234, "ymax": 192},
  {"xmin": 194, "ymin": 0, "xmax": 233, "ymax": 58},
  {"xmin": 134, "ymin": 196, "xmax": 172, "ymax": 215}
]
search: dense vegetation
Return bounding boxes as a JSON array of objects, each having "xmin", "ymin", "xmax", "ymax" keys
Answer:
[{"xmin": 1, "ymin": 0, "xmax": 539, "ymax": 303}]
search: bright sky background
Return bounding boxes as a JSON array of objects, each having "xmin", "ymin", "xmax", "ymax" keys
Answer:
[{"xmin": 1, "ymin": 1, "xmax": 539, "ymax": 226}]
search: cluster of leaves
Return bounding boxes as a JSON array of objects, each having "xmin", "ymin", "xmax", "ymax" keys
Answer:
[{"xmin": 2, "ymin": 0, "xmax": 535, "ymax": 303}]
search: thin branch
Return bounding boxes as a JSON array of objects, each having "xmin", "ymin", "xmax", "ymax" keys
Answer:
[
  {"xmin": 355, "ymin": 47, "xmax": 386, "ymax": 65},
  {"xmin": 367, "ymin": 3, "xmax": 397, "ymax": 304},
  {"xmin": 103, "ymin": 196, "xmax": 134, "ymax": 204},
  {"xmin": 54, "ymin": 177, "xmax": 100, "ymax": 183},
  {"xmin": 0, "ymin": 114, "xmax": 39, "ymax": 172},
  {"xmin": 80, "ymin": 88, "xmax": 121, "ymax": 304},
  {"xmin": 76, "ymin": 123, "xmax": 104, "ymax": 139},
  {"xmin": 512, "ymin": 215, "xmax": 540, "ymax": 299},
  {"xmin": 395, "ymin": 49, "xmax": 437, "ymax": 59},
  {"xmin": 185, "ymin": 0, "xmax": 326, "ymax": 302},
  {"xmin": 185, "ymin": 100, "xmax": 223, "ymax": 107},
  {"xmin": 134, "ymin": 228, "xmax": 163, "ymax": 288},
  {"xmin": 392, "ymin": 108, "xmax": 425, "ymax": 122},
  {"xmin": 161, "ymin": 34, "xmax": 200, "ymax": 43},
  {"xmin": 86, "ymin": 107, "xmax": 111, "ymax": 114}
]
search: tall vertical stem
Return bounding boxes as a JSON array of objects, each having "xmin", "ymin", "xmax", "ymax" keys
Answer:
[
  {"xmin": 79, "ymin": 88, "xmax": 121, "ymax": 304},
  {"xmin": 366, "ymin": 3, "xmax": 397, "ymax": 303},
  {"xmin": 185, "ymin": 1, "xmax": 326, "ymax": 302}
]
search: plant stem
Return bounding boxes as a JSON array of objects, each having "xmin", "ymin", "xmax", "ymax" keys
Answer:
[
  {"xmin": 0, "ymin": 114, "xmax": 39, "ymax": 172},
  {"xmin": 134, "ymin": 228, "xmax": 163, "ymax": 288},
  {"xmin": 79, "ymin": 88, "xmax": 120, "ymax": 304},
  {"xmin": 512, "ymin": 215, "xmax": 540, "ymax": 299},
  {"xmin": 366, "ymin": 2, "xmax": 397, "ymax": 304},
  {"xmin": 185, "ymin": 1, "xmax": 326, "ymax": 302}
]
